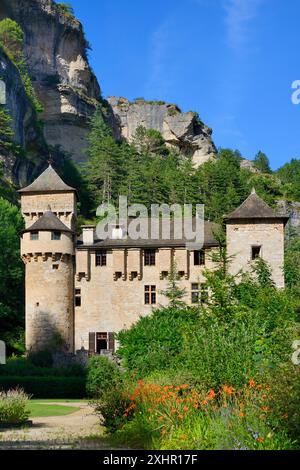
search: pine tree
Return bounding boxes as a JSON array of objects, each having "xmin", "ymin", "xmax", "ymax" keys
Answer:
[
  {"xmin": 253, "ymin": 151, "xmax": 271, "ymax": 174},
  {"xmin": 160, "ymin": 261, "xmax": 186, "ymax": 308}
]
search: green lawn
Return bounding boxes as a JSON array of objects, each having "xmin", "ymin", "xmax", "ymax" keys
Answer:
[{"xmin": 27, "ymin": 402, "xmax": 81, "ymax": 417}]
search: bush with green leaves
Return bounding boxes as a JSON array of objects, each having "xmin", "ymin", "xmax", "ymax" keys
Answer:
[
  {"xmin": 86, "ymin": 355, "xmax": 121, "ymax": 398},
  {"xmin": 0, "ymin": 18, "xmax": 43, "ymax": 113},
  {"xmin": 117, "ymin": 307, "xmax": 200, "ymax": 378},
  {"xmin": 0, "ymin": 357, "xmax": 86, "ymax": 378},
  {"xmin": 0, "ymin": 376, "xmax": 86, "ymax": 398},
  {"xmin": 0, "ymin": 388, "xmax": 30, "ymax": 424}
]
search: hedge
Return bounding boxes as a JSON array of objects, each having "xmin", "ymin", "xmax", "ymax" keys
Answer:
[{"xmin": 0, "ymin": 376, "xmax": 86, "ymax": 398}]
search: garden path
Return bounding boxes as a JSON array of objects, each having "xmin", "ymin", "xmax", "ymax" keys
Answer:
[{"xmin": 0, "ymin": 401, "xmax": 113, "ymax": 449}]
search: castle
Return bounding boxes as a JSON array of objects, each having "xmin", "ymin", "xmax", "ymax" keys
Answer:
[{"xmin": 19, "ymin": 165, "xmax": 288, "ymax": 354}]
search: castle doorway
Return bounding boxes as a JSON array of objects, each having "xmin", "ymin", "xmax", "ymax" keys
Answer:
[{"xmin": 96, "ymin": 332, "xmax": 107, "ymax": 352}]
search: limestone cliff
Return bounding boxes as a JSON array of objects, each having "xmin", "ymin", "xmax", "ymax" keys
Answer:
[
  {"xmin": 277, "ymin": 200, "xmax": 300, "ymax": 236},
  {"xmin": 107, "ymin": 97, "xmax": 217, "ymax": 166},
  {"xmin": 0, "ymin": 0, "xmax": 101, "ymax": 176}
]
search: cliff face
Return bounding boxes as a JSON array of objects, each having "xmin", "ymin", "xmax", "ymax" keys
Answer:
[
  {"xmin": 108, "ymin": 97, "xmax": 217, "ymax": 166},
  {"xmin": 0, "ymin": 0, "xmax": 101, "ymax": 170},
  {"xmin": 277, "ymin": 200, "xmax": 300, "ymax": 236},
  {"xmin": 0, "ymin": 47, "xmax": 47, "ymax": 185}
]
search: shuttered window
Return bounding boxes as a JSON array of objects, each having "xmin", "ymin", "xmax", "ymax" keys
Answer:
[{"xmin": 89, "ymin": 332, "xmax": 96, "ymax": 353}]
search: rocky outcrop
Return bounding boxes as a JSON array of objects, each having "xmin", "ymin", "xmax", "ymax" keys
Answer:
[
  {"xmin": 0, "ymin": 47, "xmax": 47, "ymax": 185},
  {"xmin": 277, "ymin": 200, "xmax": 300, "ymax": 235},
  {"xmin": 0, "ymin": 0, "xmax": 101, "ymax": 166},
  {"xmin": 240, "ymin": 159, "xmax": 260, "ymax": 173},
  {"xmin": 107, "ymin": 97, "xmax": 217, "ymax": 166}
]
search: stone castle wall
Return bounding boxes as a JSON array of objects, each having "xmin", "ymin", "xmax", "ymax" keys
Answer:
[
  {"xmin": 226, "ymin": 220, "xmax": 285, "ymax": 288},
  {"xmin": 25, "ymin": 254, "xmax": 74, "ymax": 352}
]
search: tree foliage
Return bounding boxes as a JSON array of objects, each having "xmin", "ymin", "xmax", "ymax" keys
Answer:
[{"xmin": 0, "ymin": 198, "xmax": 24, "ymax": 353}]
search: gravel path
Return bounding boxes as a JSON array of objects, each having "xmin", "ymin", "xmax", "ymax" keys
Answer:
[{"xmin": 0, "ymin": 401, "xmax": 111, "ymax": 449}]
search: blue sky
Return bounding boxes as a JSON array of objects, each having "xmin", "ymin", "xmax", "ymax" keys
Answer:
[{"xmin": 69, "ymin": 0, "xmax": 300, "ymax": 170}]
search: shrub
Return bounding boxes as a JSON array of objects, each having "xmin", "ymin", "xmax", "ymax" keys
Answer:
[
  {"xmin": 0, "ymin": 376, "xmax": 86, "ymax": 398},
  {"xmin": 92, "ymin": 381, "xmax": 131, "ymax": 432},
  {"xmin": 0, "ymin": 357, "xmax": 86, "ymax": 377},
  {"xmin": 116, "ymin": 307, "xmax": 200, "ymax": 377},
  {"xmin": 28, "ymin": 350, "xmax": 53, "ymax": 367},
  {"xmin": 86, "ymin": 356, "xmax": 121, "ymax": 398},
  {"xmin": 112, "ymin": 380, "xmax": 295, "ymax": 450},
  {"xmin": 0, "ymin": 388, "xmax": 30, "ymax": 424}
]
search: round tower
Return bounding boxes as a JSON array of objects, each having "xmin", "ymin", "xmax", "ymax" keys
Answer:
[
  {"xmin": 19, "ymin": 164, "xmax": 77, "ymax": 353},
  {"xmin": 21, "ymin": 211, "xmax": 75, "ymax": 352}
]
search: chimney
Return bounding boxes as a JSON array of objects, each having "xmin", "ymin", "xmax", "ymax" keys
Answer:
[{"xmin": 81, "ymin": 225, "xmax": 95, "ymax": 245}]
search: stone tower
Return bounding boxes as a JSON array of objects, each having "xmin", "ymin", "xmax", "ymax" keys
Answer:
[
  {"xmin": 225, "ymin": 189, "xmax": 289, "ymax": 288},
  {"xmin": 19, "ymin": 165, "xmax": 77, "ymax": 353}
]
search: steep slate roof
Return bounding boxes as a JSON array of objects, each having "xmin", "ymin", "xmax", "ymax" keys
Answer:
[
  {"xmin": 18, "ymin": 165, "xmax": 76, "ymax": 194},
  {"xmin": 77, "ymin": 219, "xmax": 220, "ymax": 249},
  {"xmin": 224, "ymin": 189, "xmax": 289, "ymax": 223},
  {"xmin": 22, "ymin": 211, "xmax": 73, "ymax": 234}
]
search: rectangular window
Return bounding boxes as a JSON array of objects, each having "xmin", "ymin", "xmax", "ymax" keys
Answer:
[
  {"xmin": 96, "ymin": 250, "xmax": 107, "ymax": 266},
  {"xmin": 75, "ymin": 288, "xmax": 81, "ymax": 307},
  {"xmin": 194, "ymin": 250, "xmax": 205, "ymax": 266},
  {"xmin": 251, "ymin": 245, "xmax": 261, "ymax": 260},
  {"xmin": 145, "ymin": 285, "xmax": 156, "ymax": 305},
  {"xmin": 51, "ymin": 231, "xmax": 61, "ymax": 240},
  {"xmin": 144, "ymin": 249, "xmax": 156, "ymax": 266},
  {"xmin": 52, "ymin": 264, "xmax": 59, "ymax": 270},
  {"xmin": 30, "ymin": 231, "xmax": 39, "ymax": 240},
  {"xmin": 191, "ymin": 283, "xmax": 208, "ymax": 304}
]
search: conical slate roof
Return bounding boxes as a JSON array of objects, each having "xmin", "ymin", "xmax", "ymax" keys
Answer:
[
  {"xmin": 18, "ymin": 165, "xmax": 75, "ymax": 194},
  {"xmin": 22, "ymin": 211, "xmax": 73, "ymax": 233},
  {"xmin": 225, "ymin": 189, "xmax": 289, "ymax": 222}
]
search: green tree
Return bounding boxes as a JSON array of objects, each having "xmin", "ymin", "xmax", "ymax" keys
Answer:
[
  {"xmin": 0, "ymin": 198, "xmax": 24, "ymax": 353},
  {"xmin": 277, "ymin": 158, "xmax": 300, "ymax": 201},
  {"xmin": 0, "ymin": 108, "xmax": 14, "ymax": 153},
  {"xmin": 160, "ymin": 261, "xmax": 186, "ymax": 308},
  {"xmin": 0, "ymin": 18, "xmax": 23, "ymax": 62},
  {"xmin": 0, "ymin": 19, "xmax": 43, "ymax": 113},
  {"xmin": 253, "ymin": 151, "xmax": 272, "ymax": 173}
]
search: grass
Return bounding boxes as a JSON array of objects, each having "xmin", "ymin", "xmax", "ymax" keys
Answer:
[{"xmin": 27, "ymin": 401, "xmax": 81, "ymax": 418}]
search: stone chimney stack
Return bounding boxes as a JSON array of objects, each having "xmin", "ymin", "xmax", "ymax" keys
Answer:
[{"xmin": 82, "ymin": 225, "xmax": 95, "ymax": 245}]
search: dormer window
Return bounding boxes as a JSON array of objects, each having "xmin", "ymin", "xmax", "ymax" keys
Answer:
[
  {"xmin": 51, "ymin": 231, "xmax": 61, "ymax": 241},
  {"xmin": 30, "ymin": 231, "xmax": 39, "ymax": 240}
]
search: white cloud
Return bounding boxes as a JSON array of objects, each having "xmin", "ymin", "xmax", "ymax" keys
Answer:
[{"xmin": 224, "ymin": 0, "xmax": 264, "ymax": 51}]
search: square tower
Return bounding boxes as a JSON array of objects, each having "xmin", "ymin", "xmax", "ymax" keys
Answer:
[{"xmin": 225, "ymin": 189, "xmax": 289, "ymax": 288}]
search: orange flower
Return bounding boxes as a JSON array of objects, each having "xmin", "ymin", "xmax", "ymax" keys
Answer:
[
  {"xmin": 183, "ymin": 406, "xmax": 189, "ymax": 412},
  {"xmin": 207, "ymin": 389, "xmax": 216, "ymax": 400},
  {"xmin": 159, "ymin": 416, "xmax": 164, "ymax": 421},
  {"xmin": 194, "ymin": 404, "xmax": 199, "ymax": 409},
  {"xmin": 222, "ymin": 385, "xmax": 235, "ymax": 395},
  {"xmin": 180, "ymin": 384, "xmax": 189, "ymax": 389},
  {"xmin": 261, "ymin": 406, "xmax": 269, "ymax": 412},
  {"xmin": 202, "ymin": 399, "xmax": 208, "ymax": 406},
  {"xmin": 171, "ymin": 409, "xmax": 177, "ymax": 414},
  {"xmin": 248, "ymin": 379, "xmax": 256, "ymax": 388},
  {"xmin": 178, "ymin": 414, "xmax": 184, "ymax": 419},
  {"xmin": 256, "ymin": 437, "xmax": 264, "ymax": 443},
  {"xmin": 238, "ymin": 411, "xmax": 245, "ymax": 417}
]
